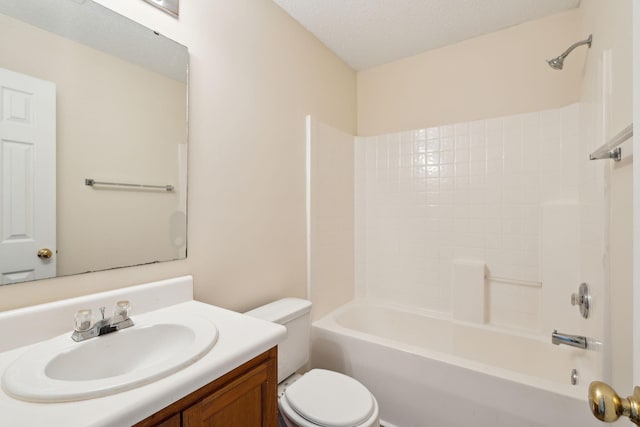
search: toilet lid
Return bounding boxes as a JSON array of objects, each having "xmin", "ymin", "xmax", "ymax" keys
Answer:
[{"xmin": 284, "ymin": 369, "xmax": 375, "ymax": 427}]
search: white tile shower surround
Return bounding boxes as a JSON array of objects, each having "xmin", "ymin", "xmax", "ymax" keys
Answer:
[{"xmin": 355, "ymin": 103, "xmax": 605, "ymax": 333}]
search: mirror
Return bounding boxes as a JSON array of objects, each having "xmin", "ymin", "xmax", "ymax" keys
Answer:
[{"xmin": 0, "ymin": 0, "xmax": 188, "ymax": 285}]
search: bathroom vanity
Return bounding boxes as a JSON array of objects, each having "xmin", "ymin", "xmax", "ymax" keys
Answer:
[
  {"xmin": 0, "ymin": 276, "xmax": 285, "ymax": 426},
  {"xmin": 135, "ymin": 347, "xmax": 277, "ymax": 426}
]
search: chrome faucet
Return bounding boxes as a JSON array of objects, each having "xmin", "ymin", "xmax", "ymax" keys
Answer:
[
  {"xmin": 551, "ymin": 330, "xmax": 587, "ymax": 349},
  {"xmin": 72, "ymin": 301, "xmax": 134, "ymax": 342}
]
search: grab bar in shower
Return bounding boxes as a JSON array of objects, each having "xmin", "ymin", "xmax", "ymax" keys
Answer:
[
  {"xmin": 589, "ymin": 124, "xmax": 633, "ymax": 162},
  {"xmin": 488, "ymin": 276, "xmax": 541, "ymax": 288},
  {"xmin": 85, "ymin": 178, "xmax": 175, "ymax": 192}
]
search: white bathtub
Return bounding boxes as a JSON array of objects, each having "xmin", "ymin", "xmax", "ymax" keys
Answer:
[{"xmin": 311, "ymin": 300, "xmax": 602, "ymax": 427}]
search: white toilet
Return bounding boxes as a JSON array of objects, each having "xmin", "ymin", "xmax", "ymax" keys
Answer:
[{"xmin": 246, "ymin": 298, "xmax": 380, "ymax": 427}]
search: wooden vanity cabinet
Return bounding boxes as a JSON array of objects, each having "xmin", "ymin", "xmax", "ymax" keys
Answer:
[{"xmin": 134, "ymin": 347, "xmax": 278, "ymax": 427}]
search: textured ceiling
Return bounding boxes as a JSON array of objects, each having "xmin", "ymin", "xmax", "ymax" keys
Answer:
[{"xmin": 273, "ymin": 0, "xmax": 581, "ymax": 70}]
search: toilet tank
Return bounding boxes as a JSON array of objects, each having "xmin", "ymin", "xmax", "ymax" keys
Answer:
[{"xmin": 245, "ymin": 298, "xmax": 312, "ymax": 382}]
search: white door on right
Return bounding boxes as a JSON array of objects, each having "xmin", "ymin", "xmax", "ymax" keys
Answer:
[{"xmin": 0, "ymin": 67, "xmax": 56, "ymax": 285}]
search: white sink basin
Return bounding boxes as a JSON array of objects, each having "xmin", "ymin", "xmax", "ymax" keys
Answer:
[{"xmin": 1, "ymin": 314, "xmax": 218, "ymax": 402}]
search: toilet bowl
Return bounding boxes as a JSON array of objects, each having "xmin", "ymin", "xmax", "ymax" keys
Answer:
[
  {"xmin": 278, "ymin": 369, "xmax": 379, "ymax": 427},
  {"xmin": 245, "ymin": 298, "xmax": 380, "ymax": 427}
]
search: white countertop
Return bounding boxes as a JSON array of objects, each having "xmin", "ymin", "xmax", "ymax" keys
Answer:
[{"xmin": 0, "ymin": 279, "xmax": 286, "ymax": 426}]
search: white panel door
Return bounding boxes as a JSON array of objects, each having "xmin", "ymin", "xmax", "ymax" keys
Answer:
[{"xmin": 0, "ymin": 68, "xmax": 56, "ymax": 285}]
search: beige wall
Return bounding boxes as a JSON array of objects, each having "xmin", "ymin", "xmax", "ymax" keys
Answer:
[
  {"xmin": 578, "ymin": 0, "xmax": 634, "ymax": 393},
  {"xmin": 0, "ymin": 14, "xmax": 186, "ymax": 277},
  {"xmin": 0, "ymin": 0, "xmax": 357, "ymax": 312},
  {"xmin": 357, "ymin": 9, "xmax": 583, "ymax": 136}
]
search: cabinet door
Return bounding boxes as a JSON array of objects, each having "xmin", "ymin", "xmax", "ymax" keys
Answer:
[
  {"xmin": 154, "ymin": 413, "xmax": 180, "ymax": 427},
  {"xmin": 183, "ymin": 361, "xmax": 277, "ymax": 427}
]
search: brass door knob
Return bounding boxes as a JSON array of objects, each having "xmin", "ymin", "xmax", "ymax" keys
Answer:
[
  {"xmin": 37, "ymin": 248, "xmax": 53, "ymax": 259},
  {"xmin": 589, "ymin": 381, "xmax": 640, "ymax": 425}
]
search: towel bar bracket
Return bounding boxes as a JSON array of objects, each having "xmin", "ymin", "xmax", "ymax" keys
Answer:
[
  {"xmin": 611, "ymin": 147, "xmax": 622, "ymax": 162},
  {"xmin": 589, "ymin": 124, "xmax": 632, "ymax": 162}
]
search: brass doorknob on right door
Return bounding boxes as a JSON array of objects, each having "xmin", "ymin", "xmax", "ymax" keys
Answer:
[
  {"xmin": 37, "ymin": 248, "xmax": 53, "ymax": 259},
  {"xmin": 588, "ymin": 381, "xmax": 640, "ymax": 425}
]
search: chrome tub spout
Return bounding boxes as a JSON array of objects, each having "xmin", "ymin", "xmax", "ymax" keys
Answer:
[{"xmin": 551, "ymin": 330, "xmax": 587, "ymax": 349}]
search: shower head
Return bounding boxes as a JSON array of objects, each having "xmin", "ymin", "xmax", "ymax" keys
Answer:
[
  {"xmin": 547, "ymin": 35, "xmax": 592, "ymax": 70},
  {"xmin": 547, "ymin": 56, "xmax": 564, "ymax": 70}
]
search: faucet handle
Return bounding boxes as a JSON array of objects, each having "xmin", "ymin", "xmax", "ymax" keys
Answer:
[
  {"xmin": 74, "ymin": 309, "xmax": 93, "ymax": 332},
  {"xmin": 570, "ymin": 283, "xmax": 590, "ymax": 318},
  {"xmin": 113, "ymin": 300, "xmax": 131, "ymax": 319}
]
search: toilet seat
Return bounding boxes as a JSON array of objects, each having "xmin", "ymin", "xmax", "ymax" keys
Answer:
[{"xmin": 282, "ymin": 369, "xmax": 376, "ymax": 427}]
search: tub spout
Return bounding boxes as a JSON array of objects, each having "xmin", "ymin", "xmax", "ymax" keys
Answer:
[{"xmin": 551, "ymin": 330, "xmax": 587, "ymax": 349}]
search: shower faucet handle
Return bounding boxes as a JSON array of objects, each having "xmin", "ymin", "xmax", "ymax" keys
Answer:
[{"xmin": 570, "ymin": 283, "xmax": 590, "ymax": 319}]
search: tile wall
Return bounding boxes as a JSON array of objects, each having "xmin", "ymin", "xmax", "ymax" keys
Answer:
[{"xmin": 355, "ymin": 103, "xmax": 604, "ymax": 332}]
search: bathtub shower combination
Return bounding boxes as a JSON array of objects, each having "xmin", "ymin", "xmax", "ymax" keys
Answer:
[
  {"xmin": 313, "ymin": 301, "xmax": 601, "ymax": 427},
  {"xmin": 308, "ymin": 101, "xmax": 608, "ymax": 426}
]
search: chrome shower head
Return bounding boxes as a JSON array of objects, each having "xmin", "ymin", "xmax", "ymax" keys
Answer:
[
  {"xmin": 547, "ymin": 57, "xmax": 564, "ymax": 70},
  {"xmin": 547, "ymin": 35, "xmax": 592, "ymax": 70}
]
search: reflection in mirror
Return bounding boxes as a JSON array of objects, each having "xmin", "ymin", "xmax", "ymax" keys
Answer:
[
  {"xmin": 0, "ymin": 0, "xmax": 188, "ymax": 285},
  {"xmin": 142, "ymin": 0, "xmax": 179, "ymax": 18}
]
